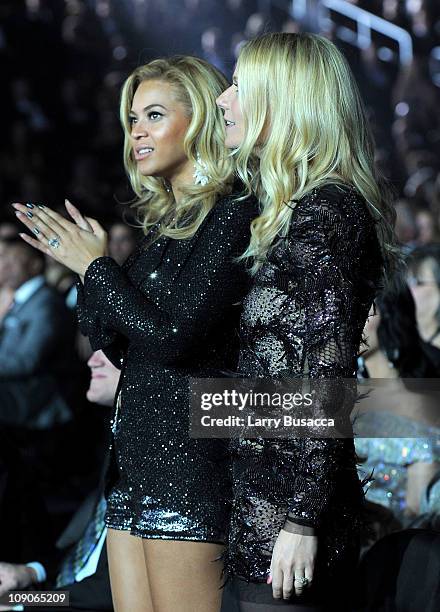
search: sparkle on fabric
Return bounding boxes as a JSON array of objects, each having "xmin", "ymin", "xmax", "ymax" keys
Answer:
[
  {"xmin": 224, "ymin": 185, "xmax": 383, "ymax": 583},
  {"xmin": 76, "ymin": 192, "xmax": 259, "ymax": 542}
]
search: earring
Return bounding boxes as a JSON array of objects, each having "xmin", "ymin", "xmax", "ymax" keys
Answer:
[{"xmin": 193, "ymin": 152, "xmax": 210, "ymax": 186}]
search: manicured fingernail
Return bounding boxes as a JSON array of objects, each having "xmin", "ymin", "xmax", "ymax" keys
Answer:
[
  {"xmin": 15, "ymin": 211, "xmax": 22, "ymax": 217},
  {"xmin": 26, "ymin": 203, "xmax": 34, "ymax": 209},
  {"xmin": 33, "ymin": 227, "xmax": 40, "ymax": 235},
  {"xmin": 26, "ymin": 211, "xmax": 33, "ymax": 218}
]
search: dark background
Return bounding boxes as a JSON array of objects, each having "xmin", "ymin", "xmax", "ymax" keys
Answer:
[{"xmin": 1, "ymin": 0, "xmax": 440, "ymax": 245}]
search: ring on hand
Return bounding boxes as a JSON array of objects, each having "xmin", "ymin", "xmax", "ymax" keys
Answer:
[
  {"xmin": 48, "ymin": 237, "xmax": 61, "ymax": 249},
  {"xmin": 294, "ymin": 577, "xmax": 309, "ymax": 586}
]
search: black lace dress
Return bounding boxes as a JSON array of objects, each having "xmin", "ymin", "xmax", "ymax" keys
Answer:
[
  {"xmin": 224, "ymin": 185, "xmax": 383, "ymax": 599},
  {"xmin": 76, "ymin": 193, "xmax": 258, "ymax": 543}
]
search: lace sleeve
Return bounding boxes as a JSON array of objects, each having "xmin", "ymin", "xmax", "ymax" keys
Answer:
[{"xmin": 280, "ymin": 188, "xmax": 378, "ymax": 528}]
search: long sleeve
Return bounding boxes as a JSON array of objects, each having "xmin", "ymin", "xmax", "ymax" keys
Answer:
[
  {"xmin": 279, "ymin": 189, "xmax": 379, "ymax": 528},
  {"xmin": 76, "ymin": 197, "xmax": 257, "ymax": 366},
  {"xmin": 76, "ymin": 278, "xmax": 124, "ymax": 367},
  {"xmin": 76, "ymin": 280, "xmax": 127, "ymax": 369}
]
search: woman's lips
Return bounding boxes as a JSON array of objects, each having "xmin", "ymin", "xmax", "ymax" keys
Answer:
[{"xmin": 134, "ymin": 147, "xmax": 154, "ymax": 161}]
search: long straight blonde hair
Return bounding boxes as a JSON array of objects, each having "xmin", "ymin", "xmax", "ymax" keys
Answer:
[
  {"xmin": 233, "ymin": 32, "xmax": 398, "ymax": 274},
  {"xmin": 120, "ymin": 56, "xmax": 234, "ymax": 240}
]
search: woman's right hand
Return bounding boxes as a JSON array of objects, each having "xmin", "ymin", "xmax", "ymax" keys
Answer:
[
  {"xmin": 65, "ymin": 199, "xmax": 110, "ymax": 259},
  {"xmin": 268, "ymin": 529, "xmax": 318, "ymax": 600}
]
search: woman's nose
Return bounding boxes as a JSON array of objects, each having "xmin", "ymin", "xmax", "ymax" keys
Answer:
[
  {"xmin": 131, "ymin": 120, "xmax": 148, "ymax": 139},
  {"xmin": 216, "ymin": 90, "xmax": 228, "ymax": 109}
]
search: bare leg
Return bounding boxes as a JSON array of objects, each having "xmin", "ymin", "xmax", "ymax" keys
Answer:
[
  {"xmin": 143, "ymin": 540, "xmax": 225, "ymax": 612},
  {"xmin": 106, "ymin": 528, "xmax": 154, "ymax": 612}
]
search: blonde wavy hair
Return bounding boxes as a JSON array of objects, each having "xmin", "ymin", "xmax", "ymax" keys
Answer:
[
  {"xmin": 120, "ymin": 56, "xmax": 234, "ymax": 240},
  {"xmin": 233, "ymin": 32, "xmax": 398, "ymax": 274}
]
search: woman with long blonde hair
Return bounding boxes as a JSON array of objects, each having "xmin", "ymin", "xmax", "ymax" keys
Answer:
[
  {"xmin": 13, "ymin": 55, "xmax": 258, "ymax": 612},
  {"xmin": 217, "ymin": 33, "xmax": 397, "ymax": 610}
]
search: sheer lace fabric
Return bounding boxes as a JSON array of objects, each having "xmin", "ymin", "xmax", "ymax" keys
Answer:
[{"xmin": 224, "ymin": 185, "xmax": 383, "ymax": 584}]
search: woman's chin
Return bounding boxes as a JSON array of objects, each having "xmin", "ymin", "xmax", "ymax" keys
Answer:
[{"xmin": 225, "ymin": 136, "xmax": 242, "ymax": 149}]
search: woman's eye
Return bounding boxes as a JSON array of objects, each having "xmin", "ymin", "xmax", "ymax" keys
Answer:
[
  {"xmin": 128, "ymin": 116, "xmax": 137, "ymax": 125},
  {"xmin": 148, "ymin": 112, "xmax": 162, "ymax": 120}
]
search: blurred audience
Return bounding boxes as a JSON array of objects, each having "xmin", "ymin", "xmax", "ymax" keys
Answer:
[
  {"xmin": 394, "ymin": 198, "xmax": 418, "ymax": 247},
  {"xmin": 0, "ymin": 232, "xmax": 91, "ymax": 511},
  {"xmin": 1, "ymin": 0, "xmax": 440, "ymax": 233},
  {"xmin": 0, "ymin": 236, "xmax": 77, "ymax": 428},
  {"xmin": 407, "ymin": 243, "xmax": 440, "ymax": 349},
  {"xmin": 355, "ymin": 278, "xmax": 440, "ymax": 536},
  {"xmin": 0, "ymin": 350, "xmax": 120, "ymax": 612},
  {"xmin": 414, "ymin": 207, "xmax": 440, "ymax": 244},
  {"xmin": 107, "ymin": 221, "xmax": 137, "ymax": 266},
  {"xmin": 1, "ymin": 1, "xmax": 440, "ymax": 609}
]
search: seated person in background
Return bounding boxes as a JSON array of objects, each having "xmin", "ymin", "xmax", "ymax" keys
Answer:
[
  {"xmin": 0, "ymin": 235, "xmax": 79, "ymax": 429},
  {"xmin": 406, "ymin": 243, "xmax": 440, "ymax": 359},
  {"xmin": 107, "ymin": 222, "xmax": 137, "ymax": 266},
  {"xmin": 354, "ymin": 277, "xmax": 440, "ymax": 532},
  {"xmin": 0, "ymin": 223, "xmax": 20, "ymax": 321},
  {"xmin": 0, "ymin": 350, "xmax": 120, "ymax": 612},
  {"xmin": 0, "ymin": 241, "xmax": 14, "ymax": 321}
]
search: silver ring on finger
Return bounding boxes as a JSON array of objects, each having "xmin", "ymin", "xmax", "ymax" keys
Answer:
[
  {"xmin": 33, "ymin": 226, "xmax": 40, "ymax": 236},
  {"xmin": 48, "ymin": 236, "xmax": 61, "ymax": 249},
  {"xmin": 294, "ymin": 577, "xmax": 309, "ymax": 587}
]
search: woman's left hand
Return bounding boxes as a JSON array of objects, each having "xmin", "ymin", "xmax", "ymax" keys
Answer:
[
  {"xmin": 12, "ymin": 201, "xmax": 108, "ymax": 278},
  {"xmin": 268, "ymin": 529, "xmax": 318, "ymax": 600}
]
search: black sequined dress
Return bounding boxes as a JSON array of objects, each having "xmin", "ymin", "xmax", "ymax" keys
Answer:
[
  {"xmin": 76, "ymin": 193, "xmax": 258, "ymax": 542},
  {"xmin": 224, "ymin": 184, "xmax": 383, "ymax": 583}
]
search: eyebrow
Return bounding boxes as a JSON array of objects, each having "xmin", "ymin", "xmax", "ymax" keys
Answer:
[{"xmin": 129, "ymin": 104, "xmax": 167, "ymax": 115}]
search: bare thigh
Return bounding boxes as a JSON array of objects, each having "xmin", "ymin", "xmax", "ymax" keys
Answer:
[
  {"xmin": 143, "ymin": 539, "xmax": 225, "ymax": 612},
  {"xmin": 106, "ymin": 528, "xmax": 154, "ymax": 612}
]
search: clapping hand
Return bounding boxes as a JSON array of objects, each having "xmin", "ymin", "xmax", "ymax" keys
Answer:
[{"xmin": 12, "ymin": 200, "xmax": 108, "ymax": 279}]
